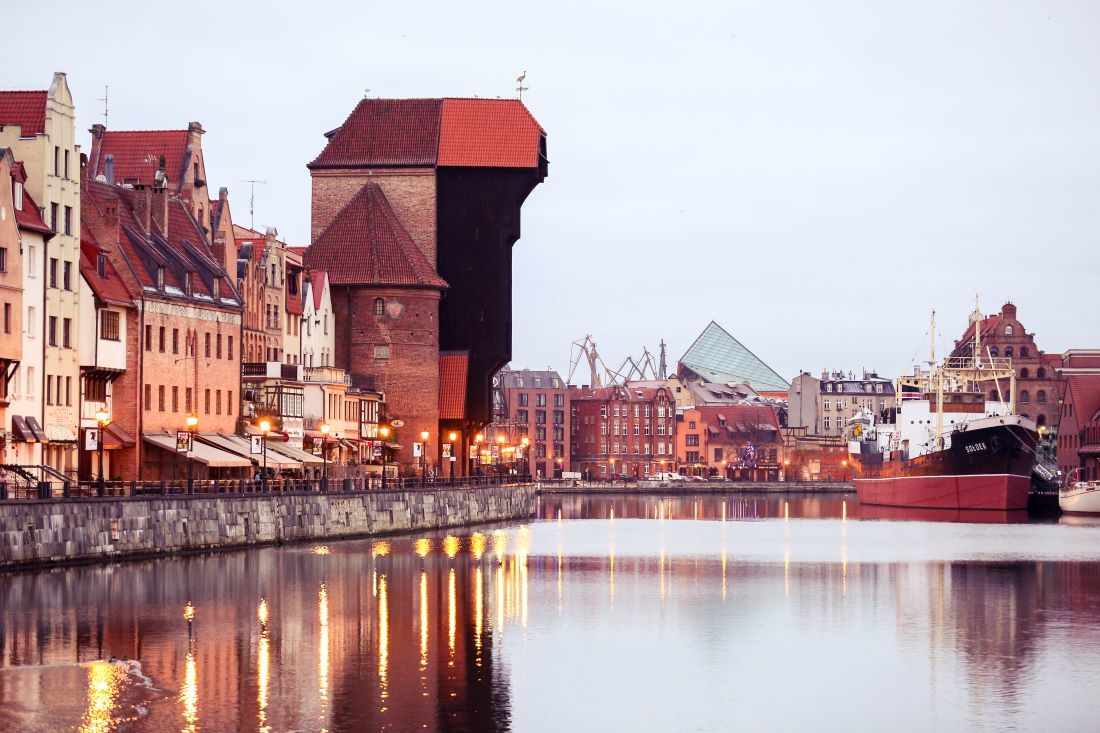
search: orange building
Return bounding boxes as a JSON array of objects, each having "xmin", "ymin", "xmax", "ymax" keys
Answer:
[
  {"xmin": 0, "ymin": 150, "xmax": 24, "ymax": 453},
  {"xmin": 676, "ymin": 405, "xmax": 785, "ymax": 480}
]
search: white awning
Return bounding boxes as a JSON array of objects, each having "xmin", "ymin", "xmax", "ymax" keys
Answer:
[
  {"xmin": 143, "ymin": 433, "xmax": 251, "ymax": 468},
  {"xmin": 45, "ymin": 423, "xmax": 78, "ymax": 442},
  {"xmin": 200, "ymin": 433, "xmax": 302, "ymax": 471},
  {"xmin": 266, "ymin": 440, "xmax": 325, "ymax": 465}
]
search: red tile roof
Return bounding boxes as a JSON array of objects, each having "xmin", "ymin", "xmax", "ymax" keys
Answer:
[
  {"xmin": 1065, "ymin": 376, "xmax": 1100, "ymax": 426},
  {"xmin": 309, "ymin": 98, "xmax": 544, "ymax": 170},
  {"xmin": 90, "ymin": 130, "xmax": 190, "ymax": 189},
  {"xmin": 307, "ymin": 270, "xmax": 328, "ymax": 311},
  {"xmin": 304, "ymin": 183, "xmax": 448, "ymax": 289},
  {"xmin": 953, "ymin": 315, "xmax": 1004, "ymax": 353},
  {"xmin": 14, "ymin": 187, "xmax": 52, "ymax": 235},
  {"xmin": 439, "ymin": 352, "xmax": 469, "ymax": 420},
  {"xmin": 79, "ymin": 226, "xmax": 136, "ymax": 306},
  {"xmin": 439, "ymin": 98, "xmax": 544, "ymax": 168},
  {"xmin": 0, "ymin": 91, "xmax": 48, "ymax": 136},
  {"xmin": 692, "ymin": 405, "xmax": 781, "ymax": 434}
]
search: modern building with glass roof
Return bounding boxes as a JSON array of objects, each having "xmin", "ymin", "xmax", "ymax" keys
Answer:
[{"xmin": 677, "ymin": 321, "xmax": 790, "ymax": 393}]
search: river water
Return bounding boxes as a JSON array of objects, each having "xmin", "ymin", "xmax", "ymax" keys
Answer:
[{"xmin": 2, "ymin": 493, "xmax": 1100, "ymax": 732}]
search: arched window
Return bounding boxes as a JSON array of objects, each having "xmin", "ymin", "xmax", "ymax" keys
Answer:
[
  {"xmin": 989, "ymin": 347, "xmax": 999, "ymax": 357},
  {"xmin": 1037, "ymin": 390, "xmax": 1046, "ymax": 403},
  {"xmin": 989, "ymin": 390, "xmax": 998, "ymax": 402},
  {"xmin": 1005, "ymin": 325, "xmax": 1014, "ymax": 335},
  {"xmin": 1037, "ymin": 414, "xmax": 1046, "ymax": 427},
  {"xmin": 1004, "ymin": 347, "xmax": 1014, "ymax": 358},
  {"xmin": 1020, "ymin": 347, "xmax": 1029, "ymax": 357},
  {"xmin": 1019, "ymin": 390, "xmax": 1029, "ymax": 403},
  {"xmin": 374, "ymin": 298, "xmax": 384, "ymax": 316},
  {"xmin": 1037, "ymin": 367, "xmax": 1046, "ymax": 379},
  {"xmin": 1020, "ymin": 368, "xmax": 1029, "ymax": 379}
]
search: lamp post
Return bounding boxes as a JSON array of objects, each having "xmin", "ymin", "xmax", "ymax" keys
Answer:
[
  {"xmin": 259, "ymin": 419, "xmax": 271, "ymax": 490},
  {"xmin": 94, "ymin": 409, "xmax": 110, "ymax": 496},
  {"xmin": 521, "ymin": 436, "xmax": 530, "ymax": 480},
  {"xmin": 186, "ymin": 414, "xmax": 198, "ymax": 493},
  {"xmin": 448, "ymin": 431, "xmax": 457, "ymax": 484},
  {"xmin": 496, "ymin": 434, "xmax": 506, "ymax": 482},
  {"xmin": 420, "ymin": 430, "xmax": 430, "ymax": 487},
  {"xmin": 379, "ymin": 425, "xmax": 390, "ymax": 490},
  {"xmin": 319, "ymin": 423, "xmax": 330, "ymax": 491},
  {"xmin": 841, "ymin": 459, "xmax": 849, "ymax": 483},
  {"xmin": 609, "ymin": 457, "xmax": 615, "ymax": 486},
  {"xmin": 474, "ymin": 433, "xmax": 483, "ymax": 481}
]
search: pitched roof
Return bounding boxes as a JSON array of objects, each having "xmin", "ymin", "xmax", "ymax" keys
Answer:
[
  {"xmin": 679, "ymin": 321, "xmax": 789, "ymax": 392},
  {"xmin": 0, "ymin": 91, "xmax": 48, "ymax": 136},
  {"xmin": 953, "ymin": 314, "xmax": 1004, "ymax": 354},
  {"xmin": 1065, "ymin": 376, "xmax": 1100, "ymax": 428},
  {"xmin": 304, "ymin": 182, "xmax": 448, "ymax": 289},
  {"xmin": 306, "ymin": 270, "xmax": 328, "ymax": 311},
  {"xmin": 79, "ymin": 226, "xmax": 135, "ymax": 306},
  {"xmin": 14, "ymin": 187, "xmax": 52, "ymax": 235},
  {"xmin": 309, "ymin": 97, "xmax": 544, "ymax": 170},
  {"xmin": 439, "ymin": 352, "xmax": 469, "ymax": 420},
  {"xmin": 89, "ymin": 130, "xmax": 190, "ymax": 189},
  {"xmin": 692, "ymin": 405, "xmax": 781, "ymax": 435}
]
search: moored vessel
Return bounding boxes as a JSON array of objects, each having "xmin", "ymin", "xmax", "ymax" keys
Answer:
[{"xmin": 1059, "ymin": 480, "xmax": 1100, "ymax": 515}]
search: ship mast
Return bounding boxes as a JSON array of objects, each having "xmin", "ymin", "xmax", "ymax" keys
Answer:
[
  {"xmin": 973, "ymin": 295, "xmax": 981, "ymax": 369},
  {"xmin": 933, "ymin": 309, "xmax": 944, "ymax": 450}
]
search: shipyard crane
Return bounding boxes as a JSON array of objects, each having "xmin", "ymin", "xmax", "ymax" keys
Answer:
[{"xmin": 567, "ymin": 335, "xmax": 613, "ymax": 387}]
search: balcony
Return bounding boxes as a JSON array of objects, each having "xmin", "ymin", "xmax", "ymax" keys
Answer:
[
  {"xmin": 243, "ymin": 362, "xmax": 302, "ymax": 381},
  {"xmin": 303, "ymin": 365, "xmax": 351, "ymax": 385}
]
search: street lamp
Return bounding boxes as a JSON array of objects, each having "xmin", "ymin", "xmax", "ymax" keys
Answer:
[
  {"xmin": 448, "ymin": 431, "xmax": 457, "ymax": 483},
  {"xmin": 841, "ymin": 458, "xmax": 849, "ymax": 482},
  {"xmin": 497, "ymin": 434, "xmax": 506, "ymax": 482},
  {"xmin": 186, "ymin": 414, "xmax": 198, "ymax": 493},
  {"xmin": 319, "ymin": 423, "xmax": 330, "ymax": 490},
  {"xmin": 474, "ymin": 433, "xmax": 484, "ymax": 480},
  {"xmin": 609, "ymin": 457, "xmax": 615, "ymax": 485},
  {"xmin": 521, "ymin": 436, "xmax": 530, "ymax": 480},
  {"xmin": 379, "ymin": 425, "xmax": 391, "ymax": 490},
  {"xmin": 420, "ymin": 430, "xmax": 430, "ymax": 486},
  {"xmin": 95, "ymin": 408, "xmax": 110, "ymax": 496},
  {"xmin": 260, "ymin": 419, "xmax": 271, "ymax": 490}
]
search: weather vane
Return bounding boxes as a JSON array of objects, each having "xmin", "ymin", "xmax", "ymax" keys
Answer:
[{"xmin": 515, "ymin": 71, "xmax": 528, "ymax": 100}]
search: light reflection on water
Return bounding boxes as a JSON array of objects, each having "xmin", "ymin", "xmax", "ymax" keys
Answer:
[{"xmin": 0, "ymin": 494, "xmax": 1098, "ymax": 732}]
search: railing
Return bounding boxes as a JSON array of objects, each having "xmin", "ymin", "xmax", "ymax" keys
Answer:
[
  {"xmin": 0, "ymin": 473, "xmax": 533, "ymax": 500},
  {"xmin": 242, "ymin": 362, "xmax": 303, "ymax": 381},
  {"xmin": 303, "ymin": 366, "xmax": 351, "ymax": 385}
]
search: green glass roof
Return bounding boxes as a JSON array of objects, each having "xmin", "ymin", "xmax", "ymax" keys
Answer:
[{"xmin": 679, "ymin": 321, "xmax": 789, "ymax": 392}]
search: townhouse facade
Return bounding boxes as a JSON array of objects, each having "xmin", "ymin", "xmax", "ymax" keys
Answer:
[
  {"xmin": 489, "ymin": 368, "xmax": 570, "ymax": 478},
  {"xmin": 0, "ymin": 151, "xmax": 24, "ymax": 467},
  {"xmin": 569, "ymin": 383, "xmax": 676, "ymax": 479},
  {"xmin": 675, "ymin": 405, "xmax": 785, "ymax": 480}
]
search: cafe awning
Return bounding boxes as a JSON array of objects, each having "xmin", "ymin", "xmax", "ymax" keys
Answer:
[
  {"xmin": 46, "ymin": 423, "xmax": 78, "ymax": 442},
  {"xmin": 143, "ymin": 433, "xmax": 251, "ymax": 468},
  {"xmin": 200, "ymin": 433, "xmax": 302, "ymax": 471},
  {"xmin": 266, "ymin": 440, "xmax": 324, "ymax": 465},
  {"xmin": 12, "ymin": 416, "xmax": 36, "ymax": 442},
  {"xmin": 102, "ymin": 422, "xmax": 137, "ymax": 450},
  {"xmin": 25, "ymin": 417, "xmax": 48, "ymax": 442}
]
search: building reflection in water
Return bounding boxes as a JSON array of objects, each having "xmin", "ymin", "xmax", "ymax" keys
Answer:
[{"xmin": 2, "ymin": 494, "xmax": 1100, "ymax": 732}]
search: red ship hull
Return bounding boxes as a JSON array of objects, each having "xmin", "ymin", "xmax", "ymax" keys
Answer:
[{"xmin": 855, "ymin": 473, "xmax": 1031, "ymax": 510}]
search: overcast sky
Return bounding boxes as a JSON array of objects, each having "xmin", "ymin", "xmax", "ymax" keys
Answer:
[{"xmin": 10, "ymin": 1, "xmax": 1100, "ymax": 383}]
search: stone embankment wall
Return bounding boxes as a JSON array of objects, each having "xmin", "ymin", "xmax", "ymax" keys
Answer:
[{"xmin": 0, "ymin": 486, "xmax": 536, "ymax": 570}]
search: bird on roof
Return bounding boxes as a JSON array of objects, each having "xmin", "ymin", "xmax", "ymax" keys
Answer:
[{"xmin": 516, "ymin": 70, "xmax": 527, "ymax": 83}]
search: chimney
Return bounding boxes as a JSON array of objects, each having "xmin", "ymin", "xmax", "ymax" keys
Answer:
[
  {"xmin": 1002, "ymin": 302, "xmax": 1017, "ymax": 320},
  {"xmin": 151, "ymin": 189, "xmax": 170, "ymax": 240},
  {"xmin": 133, "ymin": 186, "xmax": 153, "ymax": 233},
  {"xmin": 104, "ymin": 194, "xmax": 120, "ymax": 245},
  {"xmin": 104, "ymin": 154, "xmax": 115, "ymax": 185}
]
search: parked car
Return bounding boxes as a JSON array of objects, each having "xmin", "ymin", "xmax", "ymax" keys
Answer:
[
  {"xmin": 652, "ymin": 472, "xmax": 688, "ymax": 482},
  {"xmin": 690, "ymin": 475, "xmax": 707, "ymax": 482}
]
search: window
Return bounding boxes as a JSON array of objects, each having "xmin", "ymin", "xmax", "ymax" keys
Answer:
[
  {"xmin": 228, "ymin": 391, "xmax": 233, "ymax": 415},
  {"xmin": 64, "ymin": 206, "xmax": 72, "ymax": 236},
  {"xmin": 554, "ymin": 410, "xmax": 564, "ymax": 424},
  {"xmin": 13, "ymin": 181, "xmax": 22, "ymax": 210},
  {"xmin": 62, "ymin": 318, "xmax": 71, "ymax": 348},
  {"xmin": 144, "ymin": 384, "xmax": 151, "ymax": 409},
  {"xmin": 101, "ymin": 311, "xmax": 120, "ymax": 341},
  {"xmin": 1037, "ymin": 368, "xmax": 1046, "ymax": 379},
  {"xmin": 517, "ymin": 409, "xmax": 529, "ymax": 423},
  {"xmin": 171, "ymin": 328, "xmax": 179, "ymax": 353},
  {"xmin": 158, "ymin": 385, "xmax": 165, "ymax": 411},
  {"xmin": 64, "ymin": 150, "xmax": 70, "ymax": 179},
  {"xmin": 172, "ymin": 386, "xmax": 179, "ymax": 412},
  {"xmin": 46, "ymin": 375, "xmax": 53, "ymax": 405},
  {"xmin": 156, "ymin": 267, "xmax": 164, "ymax": 289},
  {"xmin": 48, "ymin": 316, "xmax": 57, "ymax": 346},
  {"xmin": 555, "ymin": 393, "xmax": 565, "ymax": 407},
  {"xmin": 25, "ymin": 366, "xmax": 33, "ymax": 398},
  {"xmin": 2, "ymin": 304, "xmax": 9, "ymax": 334},
  {"xmin": 26, "ymin": 245, "xmax": 34, "ymax": 276},
  {"xmin": 185, "ymin": 387, "xmax": 193, "ymax": 413},
  {"xmin": 216, "ymin": 334, "xmax": 223, "ymax": 359},
  {"xmin": 49, "ymin": 258, "xmax": 58, "ymax": 288},
  {"xmin": 0, "ymin": 248, "xmax": 6, "ymax": 273},
  {"xmin": 1037, "ymin": 390, "xmax": 1047, "ymax": 404},
  {"xmin": 823, "ymin": 398, "xmax": 830, "ymax": 411},
  {"xmin": 228, "ymin": 336, "xmax": 233, "ymax": 360},
  {"xmin": 205, "ymin": 333, "xmax": 211, "ymax": 357},
  {"xmin": 990, "ymin": 347, "xmax": 998, "ymax": 357},
  {"xmin": 145, "ymin": 325, "xmax": 152, "ymax": 350},
  {"xmin": 216, "ymin": 390, "xmax": 222, "ymax": 415},
  {"xmin": 204, "ymin": 389, "xmax": 211, "ymax": 414},
  {"xmin": 26, "ymin": 306, "xmax": 35, "ymax": 337},
  {"xmin": 536, "ymin": 410, "xmax": 546, "ymax": 424},
  {"xmin": 53, "ymin": 146, "xmax": 60, "ymax": 175},
  {"xmin": 686, "ymin": 434, "xmax": 700, "ymax": 446},
  {"xmin": 824, "ymin": 416, "xmax": 831, "ymax": 430},
  {"xmin": 374, "ymin": 344, "xmax": 390, "ymax": 359},
  {"xmin": 374, "ymin": 298, "xmax": 384, "ymax": 316},
  {"xmin": 1005, "ymin": 325, "xmax": 1014, "ymax": 335},
  {"xmin": 714, "ymin": 448, "xmax": 724, "ymax": 462},
  {"xmin": 536, "ymin": 393, "xmax": 546, "ymax": 407},
  {"xmin": 50, "ymin": 203, "xmax": 58, "ymax": 231},
  {"xmin": 1019, "ymin": 390, "xmax": 1029, "ymax": 403},
  {"xmin": 1004, "ymin": 347, "xmax": 1014, "ymax": 358},
  {"xmin": 518, "ymin": 393, "xmax": 529, "ymax": 407},
  {"xmin": 159, "ymin": 326, "xmax": 166, "ymax": 352},
  {"xmin": 1020, "ymin": 368, "xmax": 1029, "ymax": 379}
]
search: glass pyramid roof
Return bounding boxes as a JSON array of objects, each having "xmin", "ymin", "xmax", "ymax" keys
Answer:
[{"xmin": 679, "ymin": 321, "xmax": 789, "ymax": 392}]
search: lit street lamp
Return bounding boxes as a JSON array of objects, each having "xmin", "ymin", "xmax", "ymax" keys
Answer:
[
  {"xmin": 448, "ymin": 431, "xmax": 457, "ymax": 483},
  {"xmin": 497, "ymin": 434, "xmax": 506, "ymax": 481},
  {"xmin": 320, "ymin": 423, "xmax": 330, "ymax": 491},
  {"xmin": 421, "ymin": 430, "xmax": 430, "ymax": 486},
  {"xmin": 379, "ymin": 425, "xmax": 391, "ymax": 490},
  {"xmin": 260, "ymin": 419, "xmax": 271, "ymax": 490},
  {"xmin": 473, "ymin": 433, "xmax": 484, "ymax": 480},
  {"xmin": 521, "ymin": 436, "xmax": 530, "ymax": 480},
  {"xmin": 186, "ymin": 414, "xmax": 198, "ymax": 493},
  {"xmin": 95, "ymin": 408, "xmax": 110, "ymax": 496}
]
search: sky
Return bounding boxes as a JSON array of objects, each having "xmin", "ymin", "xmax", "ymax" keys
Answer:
[{"xmin": 9, "ymin": 0, "xmax": 1100, "ymax": 384}]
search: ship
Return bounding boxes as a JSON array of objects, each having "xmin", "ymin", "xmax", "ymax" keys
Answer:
[{"xmin": 848, "ymin": 307, "xmax": 1039, "ymax": 511}]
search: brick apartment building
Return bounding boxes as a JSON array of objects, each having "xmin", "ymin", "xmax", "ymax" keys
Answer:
[
  {"xmin": 569, "ymin": 383, "xmax": 676, "ymax": 479},
  {"xmin": 788, "ymin": 369, "xmax": 895, "ymax": 437},
  {"xmin": 1056, "ymin": 350, "xmax": 1100, "ymax": 482},
  {"xmin": 675, "ymin": 405, "xmax": 784, "ymax": 480},
  {"xmin": 304, "ymin": 97, "xmax": 547, "ymax": 472},
  {"xmin": 489, "ymin": 368, "xmax": 570, "ymax": 478},
  {"xmin": 950, "ymin": 302, "xmax": 1063, "ymax": 430}
]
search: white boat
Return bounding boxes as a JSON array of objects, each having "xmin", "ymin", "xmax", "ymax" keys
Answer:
[{"xmin": 1060, "ymin": 481, "xmax": 1100, "ymax": 514}]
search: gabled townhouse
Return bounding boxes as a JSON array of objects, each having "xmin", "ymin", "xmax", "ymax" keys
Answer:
[
  {"xmin": 301, "ymin": 268, "xmax": 334, "ymax": 368},
  {"xmin": 0, "ymin": 73, "xmax": 82, "ymax": 474},
  {"xmin": 0, "ymin": 150, "xmax": 25, "ymax": 466}
]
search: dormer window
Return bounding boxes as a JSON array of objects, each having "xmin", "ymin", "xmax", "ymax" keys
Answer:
[
  {"xmin": 212, "ymin": 279, "xmax": 220, "ymax": 298},
  {"xmin": 184, "ymin": 272, "xmax": 193, "ymax": 295},
  {"xmin": 97, "ymin": 254, "xmax": 106, "ymax": 278},
  {"xmin": 156, "ymin": 267, "xmax": 165, "ymax": 289},
  {"xmin": 1005, "ymin": 325, "xmax": 1014, "ymax": 336},
  {"xmin": 13, "ymin": 181, "xmax": 22, "ymax": 210}
]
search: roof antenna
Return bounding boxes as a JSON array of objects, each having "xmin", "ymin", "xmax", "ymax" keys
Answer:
[
  {"xmin": 240, "ymin": 179, "xmax": 267, "ymax": 230},
  {"xmin": 99, "ymin": 85, "xmax": 109, "ymax": 127},
  {"xmin": 363, "ymin": 88, "xmax": 371, "ymax": 98},
  {"xmin": 515, "ymin": 71, "xmax": 528, "ymax": 100}
]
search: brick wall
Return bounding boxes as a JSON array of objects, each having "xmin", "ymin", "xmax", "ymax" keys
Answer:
[
  {"xmin": 331, "ymin": 285, "xmax": 441, "ymax": 471},
  {"xmin": 310, "ymin": 169, "xmax": 437, "ymax": 265}
]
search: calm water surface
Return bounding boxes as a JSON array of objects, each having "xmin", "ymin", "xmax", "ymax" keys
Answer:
[{"xmin": 2, "ymin": 493, "xmax": 1100, "ymax": 732}]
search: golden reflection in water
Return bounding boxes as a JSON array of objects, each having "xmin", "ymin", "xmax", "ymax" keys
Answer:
[
  {"xmin": 258, "ymin": 628, "xmax": 270, "ymax": 733},
  {"xmin": 841, "ymin": 500, "xmax": 848, "ymax": 597},
  {"xmin": 420, "ymin": 571, "xmax": 429, "ymax": 667},
  {"xmin": 378, "ymin": 574, "xmax": 389, "ymax": 708},
  {"xmin": 470, "ymin": 532, "xmax": 487, "ymax": 560},
  {"xmin": 517, "ymin": 528, "xmax": 530, "ymax": 628},
  {"xmin": 556, "ymin": 507, "xmax": 561, "ymax": 524},
  {"xmin": 444, "ymin": 535, "xmax": 460, "ymax": 559},
  {"xmin": 79, "ymin": 661, "xmax": 123, "ymax": 733},
  {"xmin": 415, "ymin": 538, "xmax": 431, "ymax": 558},
  {"xmin": 319, "ymin": 582, "xmax": 330, "ymax": 716},
  {"xmin": 448, "ymin": 567, "xmax": 457, "ymax": 657},
  {"xmin": 312, "ymin": 544, "xmax": 331, "ymax": 555},
  {"xmin": 495, "ymin": 562, "xmax": 505, "ymax": 635},
  {"xmin": 258, "ymin": 598, "xmax": 269, "ymax": 627},
  {"xmin": 493, "ymin": 531, "xmax": 508, "ymax": 562},
  {"xmin": 474, "ymin": 565, "xmax": 484, "ymax": 662},
  {"xmin": 181, "ymin": 649, "xmax": 198, "ymax": 733},
  {"xmin": 372, "ymin": 540, "xmax": 391, "ymax": 557},
  {"xmin": 784, "ymin": 500, "xmax": 789, "ymax": 522}
]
